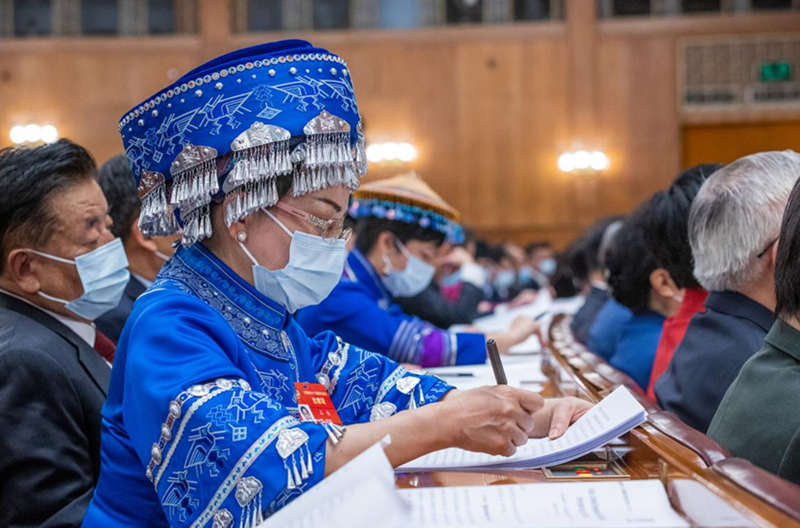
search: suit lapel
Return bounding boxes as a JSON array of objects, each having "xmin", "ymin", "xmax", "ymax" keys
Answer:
[
  {"xmin": 126, "ymin": 275, "xmax": 147, "ymax": 301},
  {"xmin": 0, "ymin": 292, "xmax": 110, "ymax": 396}
]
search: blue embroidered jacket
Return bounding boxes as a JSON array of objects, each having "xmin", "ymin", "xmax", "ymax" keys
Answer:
[
  {"xmin": 82, "ymin": 244, "xmax": 452, "ymax": 528},
  {"xmin": 295, "ymin": 249, "xmax": 486, "ymax": 367}
]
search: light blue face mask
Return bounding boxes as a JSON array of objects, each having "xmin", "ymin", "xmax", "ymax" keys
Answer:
[
  {"xmin": 539, "ymin": 257, "xmax": 557, "ymax": 277},
  {"xmin": 239, "ymin": 209, "xmax": 347, "ymax": 313},
  {"xmin": 493, "ymin": 269, "xmax": 516, "ymax": 292},
  {"xmin": 382, "ymin": 239, "xmax": 435, "ymax": 298},
  {"xmin": 440, "ymin": 270, "xmax": 462, "ymax": 287},
  {"xmin": 518, "ymin": 265, "xmax": 534, "ymax": 283},
  {"xmin": 28, "ymin": 238, "xmax": 130, "ymax": 321}
]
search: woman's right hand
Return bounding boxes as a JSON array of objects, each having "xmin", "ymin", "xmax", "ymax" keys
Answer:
[
  {"xmin": 438, "ymin": 386, "xmax": 544, "ymax": 456},
  {"xmin": 489, "ymin": 315, "xmax": 540, "ymax": 353}
]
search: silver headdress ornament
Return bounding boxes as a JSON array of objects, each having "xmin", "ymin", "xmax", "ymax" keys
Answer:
[
  {"xmin": 137, "ymin": 171, "xmax": 177, "ymax": 236},
  {"xmin": 170, "ymin": 144, "xmax": 218, "ymax": 245},
  {"xmin": 223, "ymin": 122, "xmax": 292, "ymax": 228},
  {"xmin": 292, "ymin": 110, "xmax": 359, "ymax": 197},
  {"xmin": 123, "ymin": 41, "xmax": 366, "ymax": 246}
]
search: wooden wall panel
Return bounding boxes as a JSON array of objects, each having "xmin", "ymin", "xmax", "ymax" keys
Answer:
[
  {"xmin": 1, "ymin": 5, "xmax": 799, "ymax": 249},
  {"xmin": 683, "ymin": 121, "xmax": 800, "ymax": 167}
]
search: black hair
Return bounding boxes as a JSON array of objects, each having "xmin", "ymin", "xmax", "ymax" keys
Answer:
[
  {"xmin": 606, "ymin": 219, "xmax": 659, "ymax": 314},
  {"xmin": 525, "ymin": 241, "xmax": 552, "ymax": 255},
  {"xmin": 354, "ymin": 217, "xmax": 446, "ymax": 255},
  {"xmin": 97, "ymin": 154, "xmax": 140, "ymax": 240},
  {"xmin": 0, "ymin": 139, "xmax": 96, "ymax": 275},
  {"xmin": 775, "ymin": 178, "xmax": 800, "ymax": 318},
  {"xmin": 580, "ymin": 215, "xmax": 624, "ymax": 273},
  {"xmin": 639, "ymin": 163, "xmax": 721, "ymax": 289}
]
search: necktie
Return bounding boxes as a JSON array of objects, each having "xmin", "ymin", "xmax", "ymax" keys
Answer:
[{"xmin": 94, "ymin": 329, "xmax": 116, "ymax": 364}]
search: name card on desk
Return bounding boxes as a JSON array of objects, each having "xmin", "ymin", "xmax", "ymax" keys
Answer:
[
  {"xmin": 399, "ymin": 386, "xmax": 646, "ymax": 471},
  {"xmin": 399, "ymin": 480, "xmax": 689, "ymax": 528}
]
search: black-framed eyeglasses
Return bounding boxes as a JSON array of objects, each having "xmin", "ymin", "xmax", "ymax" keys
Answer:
[{"xmin": 757, "ymin": 237, "xmax": 778, "ymax": 259}]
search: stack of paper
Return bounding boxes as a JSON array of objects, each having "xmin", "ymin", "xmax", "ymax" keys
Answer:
[
  {"xmin": 400, "ymin": 386, "xmax": 646, "ymax": 471},
  {"xmin": 259, "ymin": 437, "xmax": 409, "ymax": 528},
  {"xmin": 399, "ymin": 480, "xmax": 689, "ymax": 528}
]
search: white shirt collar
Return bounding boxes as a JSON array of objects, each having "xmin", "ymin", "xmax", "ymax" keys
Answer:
[
  {"xmin": 130, "ymin": 272, "xmax": 153, "ymax": 289},
  {"xmin": 0, "ymin": 287, "xmax": 95, "ymax": 348}
]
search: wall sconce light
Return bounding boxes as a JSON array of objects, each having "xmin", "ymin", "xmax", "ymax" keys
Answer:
[
  {"xmin": 558, "ymin": 150, "xmax": 609, "ymax": 173},
  {"xmin": 366, "ymin": 142, "xmax": 417, "ymax": 164},
  {"xmin": 9, "ymin": 124, "xmax": 59, "ymax": 145}
]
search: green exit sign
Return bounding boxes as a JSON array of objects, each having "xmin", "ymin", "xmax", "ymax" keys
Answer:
[{"xmin": 761, "ymin": 61, "xmax": 793, "ymax": 82}]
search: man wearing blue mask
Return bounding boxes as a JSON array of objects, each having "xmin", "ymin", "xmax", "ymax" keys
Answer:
[
  {"xmin": 296, "ymin": 173, "xmax": 541, "ymax": 367},
  {"xmin": 95, "ymin": 154, "xmax": 179, "ymax": 344},
  {"xmin": 0, "ymin": 139, "xmax": 128, "ymax": 527}
]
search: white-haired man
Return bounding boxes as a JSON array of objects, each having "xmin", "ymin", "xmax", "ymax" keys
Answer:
[{"xmin": 655, "ymin": 150, "xmax": 800, "ymax": 432}]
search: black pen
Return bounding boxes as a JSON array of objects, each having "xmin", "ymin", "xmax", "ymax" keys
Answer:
[
  {"xmin": 486, "ymin": 338, "xmax": 507, "ymax": 385},
  {"xmin": 437, "ymin": 372, "xmax": 476, "ymax": 378}
]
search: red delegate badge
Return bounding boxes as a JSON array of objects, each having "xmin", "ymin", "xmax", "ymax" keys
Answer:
[{"xmin": 295, "ymin": 382, "xmax": 342, "ymax": 425}]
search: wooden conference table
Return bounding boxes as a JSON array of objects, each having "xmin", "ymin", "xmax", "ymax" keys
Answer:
[{"xmin": 395, "ymin": 314, "xmax": 800, "ymax": 527}]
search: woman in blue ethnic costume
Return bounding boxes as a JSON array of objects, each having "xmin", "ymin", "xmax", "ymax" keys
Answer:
[
  {"xmin": 296, "ymin": 173, "xmax": 541, "ymax": 367},
  {"xmin": 83, "ymin": 40, "xmax": 592, "ymax": 528}
]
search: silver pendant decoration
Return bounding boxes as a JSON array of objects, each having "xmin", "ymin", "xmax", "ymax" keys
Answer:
[
  {"xmin": 170, "ymin": 144, "xmax": 218, "ymax": 246},
  {"xmin": 212, "ymin": 508, "xmax": 234, "ymax": 528},
  {"xmin": 370, "ymin": 401, "xmax": 397, "ymax": 422},
  {"xmin": 223, "ymin": 122, "xmax": 292, "ymax": 227},
  {"xmin": 321, "ymin": 421, "xmax": 346, "ymax": 445},
  {"xmin": 354, "ymin": 120, "xmax": 367, "ymax": 177},
  {"xmin": 137, "ymin": 171, "xmax": 177, "ymax": 237},
  {"xmin": 235, "ymin": 476, "xmax": 264, "ymax": 528},
  {"xmin": 396, "ymin": 376, "xmax": 421, "ymax": 410},
  {"xmin": 276, "ymin": 428, "xmax": 313, "ymax": 491},
  {"xmin": 292, "ymin": 111, "xmax": 359, "ymax": 196}
]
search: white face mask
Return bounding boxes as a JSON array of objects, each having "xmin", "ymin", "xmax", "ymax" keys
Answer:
[
  {"xmin": 239, "ymin": 209, "xmax": 347, "ymax": 313},
  {"xmin": 382, "ymin": 238, "xmax": 435, "ymax": 298},
  {"xmin": 154, "ymin": 250, "xmax": 171, "ymax": 262},
  {"xmin": 27, "ymin": 238, "xmax": 130, "ymax": 320}
]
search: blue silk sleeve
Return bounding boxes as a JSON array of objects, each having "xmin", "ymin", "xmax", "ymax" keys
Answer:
[
  {"xmin": 296, "ymin": 282, "xmax": 486, "ymax": 366},
  {"xmin": 306, "ymin": 330, "xmax": 455, "ymax": 423},
  {"xmin": 122, "ymin": 291, "xmax": 329, "ymax": 527}
]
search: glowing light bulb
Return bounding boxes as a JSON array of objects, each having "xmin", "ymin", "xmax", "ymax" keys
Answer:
[
  {"xmin": 590, "ymin": 151, "xmax": 609, "ymax": 171},
  {"xmin": 40, "ymin": 124, "xmax": 58, "ymax": 144},
  {"xmin": 9, "ymin": 125, "xmax": 25, "ymax": 144},
  {"xmin": 23, "ymin": 124, "xmax": 42, "ymax": 143},
  {"xmin": 366, "ymin": 144, "xmax": 384, "ymax": 163},
  {"xmin": 573, "ymin": 150, "xmax": 591, "ymax": 170},
  {"xmin": 557, "ymin": 152, "xmax": 574, "ymax": 173}
]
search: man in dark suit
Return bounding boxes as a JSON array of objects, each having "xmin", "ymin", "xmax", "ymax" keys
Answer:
[
  {"xmin": 0, "ymin": 140, "xmax": 128, "ymax": 527},
  {"xmin": 95, "ymin": 155, "xmax": 176, "ymax": 343}
]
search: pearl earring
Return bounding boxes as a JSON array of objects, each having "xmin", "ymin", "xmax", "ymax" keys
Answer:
[{"xmin": 237, "ymin": 232, "xmax": 247, "ymax": 242}]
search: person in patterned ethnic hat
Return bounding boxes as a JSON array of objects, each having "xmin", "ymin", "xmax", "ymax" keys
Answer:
[
  {"xmin": 297, "ymin": 173, "xmax": 544, "ymax": 367},
  {"xmin": 83, "ymin": 40, "xmax": 592, "ymax": 527}
]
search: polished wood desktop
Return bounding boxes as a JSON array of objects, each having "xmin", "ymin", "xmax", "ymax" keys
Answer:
[{"xmin": 395, "ymin": 314, "xmax": 800, "ymax": 527}]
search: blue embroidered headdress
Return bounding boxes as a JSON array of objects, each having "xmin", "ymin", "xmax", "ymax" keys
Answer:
[
  {"xmin": 119, "ymin": 39, "xmax": 366, "ymax": 245},
  {"xmin": 348, "ymin": 172, "xmax": 464, "ymax": 243}
]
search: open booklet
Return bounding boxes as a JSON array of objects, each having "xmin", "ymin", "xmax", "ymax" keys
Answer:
[
  {"xmin": 399, "ymin": 480, "xmax": 690, "ymax": 528},
  {"xmin": 400, "ymin": 385, "xmax": 646, "ymax": 471}
]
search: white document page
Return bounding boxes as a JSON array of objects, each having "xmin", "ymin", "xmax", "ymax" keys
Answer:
[
  {"xmin": 668, "ymin": 479, "xmax": 757, "ymax": 527},
  {"xmin": 468, "ymin": 289, "xmax": 553, "ymax": 333},
  {"xmin": 426, "ymin": 359, "xmax": 547, "ymax": 391},
  {"xmin": 399, "ymin": 480, "xmax": 689, "ymax": 528},
  {"xmin": 259, "ymin": 437, "xmax": 410, "ymax": 528},
  {"xmin": 400, "ymin": 386, "xmax": 646, "ymax": 471}
]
